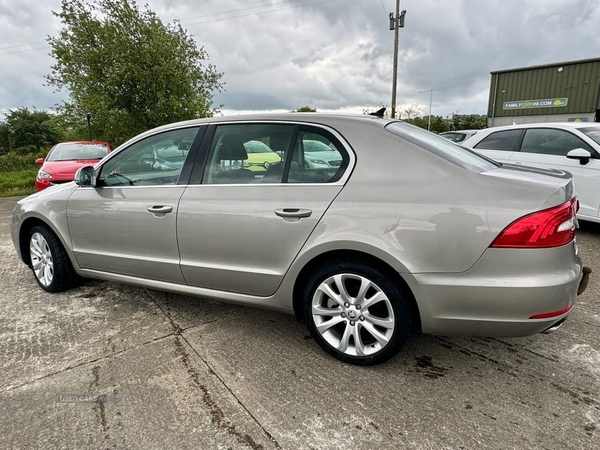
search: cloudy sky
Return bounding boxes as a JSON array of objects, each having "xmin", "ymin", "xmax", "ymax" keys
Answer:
[{"xmin": 1, "ymin": 0, "xmax": 600, "ymax": 120}]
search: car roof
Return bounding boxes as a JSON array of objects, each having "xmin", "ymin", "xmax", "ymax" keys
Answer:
[
  {"xmin": 54, "ymin": 140, "xmax": 111, "ymax": 145},
  {"xmin": 480, "ymin": 122, "xmax": 600, "ymax": 132},
  {"xmin": 116, "ymin": 113, "xmax": 394, "ymax": 150},
  {"xmin": 441, "ymin": 130, "xmax": 479, "ymax": 134}
]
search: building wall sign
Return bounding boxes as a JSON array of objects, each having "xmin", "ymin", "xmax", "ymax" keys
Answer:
[{"xmin": 503, "ymin": 98, "xmax": 569, "ymax": 110}]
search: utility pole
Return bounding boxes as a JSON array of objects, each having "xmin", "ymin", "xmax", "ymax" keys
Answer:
[
  {"xmin": 419, "ymin": 89, "xmax": 433, "ymax": 131},
  {"xmin": 390, "ymin": 1, "xmax": 406, "ymax": 119},
  {"xmin": 86, "ymin": 113, "xmax": 93, "ymax": 141}
]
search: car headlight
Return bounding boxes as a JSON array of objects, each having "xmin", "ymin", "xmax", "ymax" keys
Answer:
[
  {"xmin": 308, "ymin": 158, "xmax": 327, "ymax": 165},
  {"xmin": 37, "ymin": 169, "xmax": 53, "ymax": 180},
  {"xmin": 242, "ymin": 161, "xmax": 251, "ymax": 167}
]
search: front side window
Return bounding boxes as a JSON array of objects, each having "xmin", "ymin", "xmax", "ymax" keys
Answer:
[
  {"xmin": 473, "ymin": 129, "xmax": 522, "ymax": 151},
  {"xmin": 521, "ymin": 128, "xmax": 593, "ymax": 156},
  {"xmin": 98, "ymin": 127, "xmax": 199, "ymax": 186}
]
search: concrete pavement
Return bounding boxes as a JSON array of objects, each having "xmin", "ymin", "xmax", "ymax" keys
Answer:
[{"xmin": 1, "ymin": 196, "xmax": 598, "ymax": 449}]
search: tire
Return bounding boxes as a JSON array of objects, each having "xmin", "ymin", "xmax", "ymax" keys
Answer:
[
  {"xmin": 303, "ymin": 258, "xmax": 412, "ymax": 365},
  {"xmin": 29, "ymin": 225, "xmax": 79, "ymax": 293}
]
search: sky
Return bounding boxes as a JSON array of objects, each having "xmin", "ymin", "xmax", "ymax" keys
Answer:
[{"xmin": 1, "ymin": 0, "xmax": 600, "ymax": 120}]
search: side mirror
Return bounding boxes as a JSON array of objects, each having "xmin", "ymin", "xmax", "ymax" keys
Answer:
[
  {"xmin": 566, "ymin": 148, "xmax": 592, "ymax": 165},
  {"xmin": 35, "ymin": 158, "xmax": 44, "ymax": 165},
  {"xmin": 74, "ymin": 166, "xmax": 96, "ymax": 187}
]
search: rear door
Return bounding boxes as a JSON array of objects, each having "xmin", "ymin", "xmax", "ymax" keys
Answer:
[
  {"xmin": 177, "ymin": 122, "xmax": 353, "ymax": 296},
  {"xmin": 507, "ymin": 128, "xmax": 600, "ymax": 219}
]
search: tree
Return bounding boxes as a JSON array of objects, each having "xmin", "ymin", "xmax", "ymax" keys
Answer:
[
  {"xmin": 2, "ymin": 108, "xmax": 63, "ymax": 154},
  {"xmin": 47, "ymin": 0, "xmax": 224, "ymax": 146},
  {"xmin": 294, "ymin": 106, "xmax": 317, "ymax": 112},
  {"xmin": 450, "ymin": 113, "xmax": 487, "ymax": 130}
]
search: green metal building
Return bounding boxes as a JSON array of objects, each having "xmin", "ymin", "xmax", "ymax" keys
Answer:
[{"xmin": 487, "ymin": 58, "xmax": 600, "ymax": 127}]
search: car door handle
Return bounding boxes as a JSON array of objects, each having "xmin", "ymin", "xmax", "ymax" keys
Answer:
[
  {"xmin": 147, "ymin": 205, "xmax": 174, "ymax": 215},
  {"xmin": 274, "ymin": 208, "xmax": 312, "ymax": 219}
]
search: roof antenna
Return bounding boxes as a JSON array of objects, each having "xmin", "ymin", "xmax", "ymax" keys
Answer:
[{"xmin": 369, "ymin": 107, "xmax": 386, "ymax": 118}]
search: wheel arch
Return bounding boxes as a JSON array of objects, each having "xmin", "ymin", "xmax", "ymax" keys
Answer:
[
  {"xmin": 292, "ymin": 249, "xmax": 422, "ymax": 333},
  {"xmin": 18, "ymin": 217, "xmax": 67, "ymax": 268}
]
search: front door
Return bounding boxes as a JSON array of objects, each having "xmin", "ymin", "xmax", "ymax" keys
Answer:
[
  {"xmin": 508, "ymin": 128, "xmax": 600, "ymax": 219},
  {"xmin": 67, "ymin": 126, "xmax": 201, "ymax": 283}
]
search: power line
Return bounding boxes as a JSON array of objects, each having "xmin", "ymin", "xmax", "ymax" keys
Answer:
[
  {"xmin": 0, "ymin": 41, "xmax": 46, "ymax": 51},
  {"xmin": 182, "ymin": 0, "xmax": 345, "ymax": 26},
  {"xmin": 180, "ymin": 0, "xmax": 305, "ymax": 22},
  {"xmin": 0, "ymin": 0, "xmax": 347, "ymax": 56}
]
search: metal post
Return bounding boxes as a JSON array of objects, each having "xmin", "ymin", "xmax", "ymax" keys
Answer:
[
  {"xmin": 390, "ymin": 4, "xmax": 406, "ymax": 119},
  {"xmin": 418, "ymin": 89, "xmax": 433, "ymax": 131},
  {"xmin": 86, "ymin": 113, "xmax": 92, "ymax": 141},
  {"xmin": 390, "ymin": 0, "xmax": 400, "ymax": 119},
  {"xmin": 428, "ymin": 89, "xmax": 433, "ymax": 131}
]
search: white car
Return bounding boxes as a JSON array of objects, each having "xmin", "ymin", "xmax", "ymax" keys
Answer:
[
  {"xmin": 303, "ymin": 139, "xmax": 342, "ymax": 168},
  {"xmin": 440, "ymin": 130, "xmax": 479, "ymax": 144},
  {"xmin": 462, "ymin": 123, "xmax": 600, "ymax": 223}
]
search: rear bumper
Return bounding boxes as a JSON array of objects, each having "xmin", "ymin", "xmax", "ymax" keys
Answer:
[{"xmin": 411, "ymin": 242, "xmax": 583, "ymax": 337}]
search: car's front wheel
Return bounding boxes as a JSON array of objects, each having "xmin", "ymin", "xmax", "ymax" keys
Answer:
[
  {"xmin": 29, "ymin": 225, "xmax": 79, "ymax": 293},
  {"xmin": 303, "ymin": 258, "xmax": 413, "ymax": 365}
]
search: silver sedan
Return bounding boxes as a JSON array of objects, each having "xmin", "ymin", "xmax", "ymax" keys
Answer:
[{"xmin": 10, "ymin": 113, "xmax": 589, "ymax": 365}]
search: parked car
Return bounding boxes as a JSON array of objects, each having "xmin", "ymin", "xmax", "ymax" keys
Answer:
[
  {"xmin": 11, "ymin": 114, "xmax": 588, "ymax": 365},
  {"xmin": 242, "ymin": 140, "xmax": 281, "ymax": 171},
  {"xmin": 303, "ymin": 139, "xmax": 343, "ymax": 168},
  {"xmin": 440, "ymin": 130, "xmax": 479, "ymax": 144},
  {"xmin": 462, "ymin": 123, "xmax": 600, "ymax": 223},
  {"xmin": 35, "ymin": 141, "xmax": 112, "ymax": 191}
]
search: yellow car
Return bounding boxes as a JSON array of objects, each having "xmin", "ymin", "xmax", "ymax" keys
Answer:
[{"xmin": 242, "ymin": 140, "xmax": 281, "ymax": 171}]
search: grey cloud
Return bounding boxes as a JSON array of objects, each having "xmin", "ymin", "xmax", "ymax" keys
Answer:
[{"xmin": 1, "ymin": 0, "xmax": 599, "ymax": 118}]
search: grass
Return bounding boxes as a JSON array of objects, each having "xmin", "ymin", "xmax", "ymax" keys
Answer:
[
  {"xmin": 0, "ymin": 169, "xmax": 37, "ymax": 197},
  {"xmin": 0, "ymin": 153, "xmax": 40, "ymax": 197}
]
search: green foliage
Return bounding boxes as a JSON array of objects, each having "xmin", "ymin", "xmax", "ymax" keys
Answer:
[
  {"xmin": 0, "ymin": 153, "xmax": 43, "ymax": 197},
  {"xmin": 450, "ymin": 114, "xmax": 487, "ymax": 130},
  {"xmin": 1, "ymin": 108, "xmax": 63, "ymax": 154},
  {"xmin": 47, "ymin": 0, "xmax": 224, "ymax": 146},
  {"xmin": 404, "ymin": 115, "xmax": 450, "ymax": 134},
  {"xmin": 0, "ymin": 123, "xmax": 9, "ymax": 155},
  {"xmin": 0, "ymin": 169, "xmax": 37, "ymax": 197},
  {"xmin": 295, "ymin": 106, "xmax": 317, "ymax": 112}
]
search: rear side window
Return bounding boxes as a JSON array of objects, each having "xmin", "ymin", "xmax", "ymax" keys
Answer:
[
  {"xmin": 289, "ymin": 127, "xmax": 349, "ymax": 184},
  {"xmin": 474, "ymin": 130, "xmax": 522, "ymax": 151}
]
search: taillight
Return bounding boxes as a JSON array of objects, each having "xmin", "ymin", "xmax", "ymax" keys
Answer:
[{"xmin": 491, "ymin": 198, "xmax": 577, "ymax": 248}]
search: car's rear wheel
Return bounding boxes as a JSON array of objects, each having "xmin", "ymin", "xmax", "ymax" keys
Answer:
[
  {"xmin": 29, "ymin": 225, "xmax": 78, "ymax": 293},
  {"xmin": 303, "ymin": 258, "xmax": 412, "ymax": 365}
]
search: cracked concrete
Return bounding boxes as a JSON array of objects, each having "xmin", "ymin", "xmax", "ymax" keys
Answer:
[{"xmin": 1, "ymin": 196, "xmax": 599, "ymax": 449}]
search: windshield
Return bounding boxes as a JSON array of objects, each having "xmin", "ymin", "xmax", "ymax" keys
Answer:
[
  {"xmin": 385, "ymin": 122, "xmax": 499, "ymax": 172},
  {"xmin": 47, "ymin": 143, "xmax": 109, "ymax": 161},
  {"xmin": 243, "ymin": 140, "xmax": 274, "ymax": 154},
  {"xmin": 578, "ymin": 126, "xmax": 600, "ymax": 146}
]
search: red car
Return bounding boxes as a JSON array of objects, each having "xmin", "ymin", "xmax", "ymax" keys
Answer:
[{"xmin": 35, "ymin": 141, "xmax": 112, "ymax": 191}]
